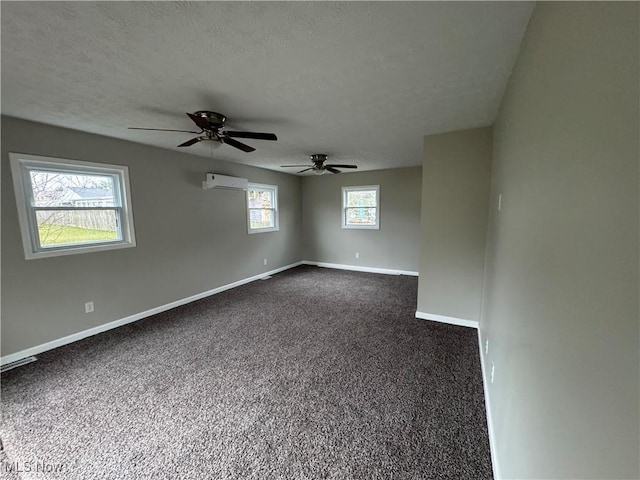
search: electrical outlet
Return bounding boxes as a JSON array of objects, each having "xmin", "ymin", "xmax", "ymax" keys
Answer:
[
  {"xmin": 355, "ymin": 252, "xmax": 360, "ymax": 259},
  {"xmin": 485, "ymin": 338, "xmax": 489, "ymax": 355},
  {"xmin": 263, "ymin": 258, "xmax": 268, "ymax": 266},
  {"xmin": 85, "ymin": 301, "xmax": 94, "ymax": 314},
  {"xmin": 490, "ymin": 361, "xmax": 495, "ymax": 383}
]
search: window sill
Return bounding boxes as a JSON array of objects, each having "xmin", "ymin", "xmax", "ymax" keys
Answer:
[
  {"xmin": 248, "ymin": 227, "xmax": 279, "ymax": 235},
  {"xmin": 24, "ymin": 240, "xmax": 136, "ymax": 260},
  {"xmin": 341, "ymin": 225, "xmax": 380, "ymax": 230}
]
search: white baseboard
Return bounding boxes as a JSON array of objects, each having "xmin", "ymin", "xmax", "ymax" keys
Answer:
[
  {"xmin": 477, "ymin": 329, "xmax": 501, "ymax": 479},
  {"xmin": 3, "ymin": 259, "xmax": 498, "ymax": 477},
  {"xmin": 0, "ymin": 261, "xmax": 304, "ymax": 366},
  {"xmin": 303, "ymin": 260, "xmax": 419, "ymax": 277},
  {"xmin": 414, "ymin": 311, "xmax": 479, "ymax": 329}
]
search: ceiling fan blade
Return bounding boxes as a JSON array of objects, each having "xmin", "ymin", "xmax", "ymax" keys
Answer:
[
  {"xmin": 297, "ymin": 168, "xmax": 314, "ymax": 173},
  {"xmin": 325, "ymin": 166, "xmax": 342, "ymax": 174},
  {"xmin": 177, "ymin": 137, "xmax": 201, "ymax": 147},
  {"xmin": 186, "ymin": 113, "xmax": 211, "ymax": 131},
  {"xmin": 224, "ymin": 131, "xmax": 277, "ymax": 141},
  {"xmin": 222, "ymin": 136, "xmax": 255, "ymax": 153},
  {"xmin": 281, "ymin": 164, "xmax": 312, "ymax": 168},
  {"xmin": 326, "ymin": 164, "xmax": 357, "ymax": 169},
  {"xmin": 128, "ymin": 127, "xmax": 201, "ymax": 133}
]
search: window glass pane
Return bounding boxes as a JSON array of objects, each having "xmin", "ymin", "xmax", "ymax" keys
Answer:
[
  {"xmin": 35, "ymin": 210, "xmax": 120, "ymax": 247},
  {"xmin": 249, "ymin": 209, "xmax": 274, "ymax": 229},
  {"xmin": 10, "ymin": 153, "xmax": 136, "ymax": 259},
  {"xmin": 248, "ymin": 189, "xmax": 273, "ymax": 209},
  {"xmin": 246, "ymin": 183, "xmax": 278, "ymax": 233},
  {"xmin": 29, "ymin": 170, "xmax": 117, "ymax": 208},
  {"xmin": 346, "ymin": 207, "xmax": 377, "ymax": 226},
  {"xmin": 346, "ymin": 189, "xmax": 376, "ymax": 208}
]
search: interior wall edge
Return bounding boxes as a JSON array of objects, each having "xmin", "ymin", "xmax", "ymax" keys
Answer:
[{"xmin": 477, "ymin": 328, "xmax": 501, "ymax": 479}]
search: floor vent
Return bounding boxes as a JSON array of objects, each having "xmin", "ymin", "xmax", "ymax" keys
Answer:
[{"xmin": 1, "ymin": 356, "xmax": 37, "ymax": 373}]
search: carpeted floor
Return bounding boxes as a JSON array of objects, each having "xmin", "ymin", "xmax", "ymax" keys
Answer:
[{"xmin": 1, "ymin": 266, "xmax": 492, "ymax": 479}]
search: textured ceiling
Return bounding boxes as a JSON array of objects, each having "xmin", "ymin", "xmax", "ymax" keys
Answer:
[{"xmin": 1, "ymin": 2, "xmax": 534, "ymax": 174}]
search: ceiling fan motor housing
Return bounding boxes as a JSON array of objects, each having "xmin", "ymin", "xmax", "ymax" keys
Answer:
[{"xmin": 194, "ymin": 111, "xmax": 226, "ymax": 130}]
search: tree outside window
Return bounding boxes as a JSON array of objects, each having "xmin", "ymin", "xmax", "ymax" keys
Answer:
[
  {"xmin": 342, "ymin": 185, "xmax": 380, "ymax": 229},
  {"xmin": 247, "ymin": 184, "xmax": 279, "ymax": 233}
]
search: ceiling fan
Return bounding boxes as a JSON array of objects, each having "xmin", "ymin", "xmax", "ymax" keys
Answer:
[
  {"xmin": 282, "ymin": 154, "xmax": 357, "ymax": 174},
  {"xmin": 128, "ymin": 111, "xmax": 277, "ymax": 152}
]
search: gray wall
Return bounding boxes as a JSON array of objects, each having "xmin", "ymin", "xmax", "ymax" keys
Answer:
[
  {"xmin": 1, "ymin": 116, "xmax": 302, "ymax": 357},
  {"xmin": 417, "ymin": 128, "xmax": 492, "ymax": 322},
  {"xmin": 302, "ymin": 167, "xmax": 421, "ymax": 272},
  {"xmin": 480, "ymin": 2, "xmax": 639, "ymax": 478}
]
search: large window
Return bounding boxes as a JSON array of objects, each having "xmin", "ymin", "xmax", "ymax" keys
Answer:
[
  {"xmin": 10, "ymin": 153, "xmax": 136, "ymax": 260},
  {"xmin": 342, "ymin": 185, "xmax": 380, "ymax": 229},
  {"xmin": 247, "ymin": 183, "xmax": 279, "ymax": 234}
]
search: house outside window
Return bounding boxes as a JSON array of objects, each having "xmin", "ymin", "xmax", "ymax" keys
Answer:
[
  {"xmin": 9, "ymin": 153, "xmax": 136, "ymax": 259},
  {"xmin": 247, "ymin": 183, "xmax": 278, "ymax": 233},
  {"xmin": 342, "ymin": 185, "xmax": 380, "ymax": 229}
]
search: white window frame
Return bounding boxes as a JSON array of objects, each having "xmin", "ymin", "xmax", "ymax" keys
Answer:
[
  {"xmin": 342, "ymin": 185, "xmax": 380, "ymax": 230},
  {"xmin": 246, "ymin": 183, "xmax": 279, "ymax": 234},
  {"xmin": 9, "ymin": 153, "xmax": 137, "ymax": 260}
]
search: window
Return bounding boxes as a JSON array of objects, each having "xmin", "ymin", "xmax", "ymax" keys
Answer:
[
  {"xmin": 247, "ymin": 183, "xmax": 278, "ymax": 233},
  {"xmin": 9, "ymin": 153, "xmax": 136, "ymax": 260},
  {"xmin": 342, "ymin": 185, "xmax": 380, "ymax": 229}
]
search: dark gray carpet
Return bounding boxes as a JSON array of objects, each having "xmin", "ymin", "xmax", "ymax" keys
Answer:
[{"xmin": 1, "ymin": 265, "xmax": 492, "ymax": 479}]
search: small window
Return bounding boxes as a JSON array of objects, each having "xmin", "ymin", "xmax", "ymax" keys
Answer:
[
  {"xmin": 9, "ymin": 153, "xmax": 136, "ymax": 260},
  {"xmin": 247, "ymin": 183, "xmax": 279, "ymax": 234},
  {"xmin": 342, "ymin": 185, "xmax": 380, "ymax": 229}
]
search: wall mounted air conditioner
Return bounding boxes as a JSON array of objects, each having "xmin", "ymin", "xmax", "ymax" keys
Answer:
[{"xmin": 202, "ymin": 173, "xmax": 248, "ymax": 191}]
